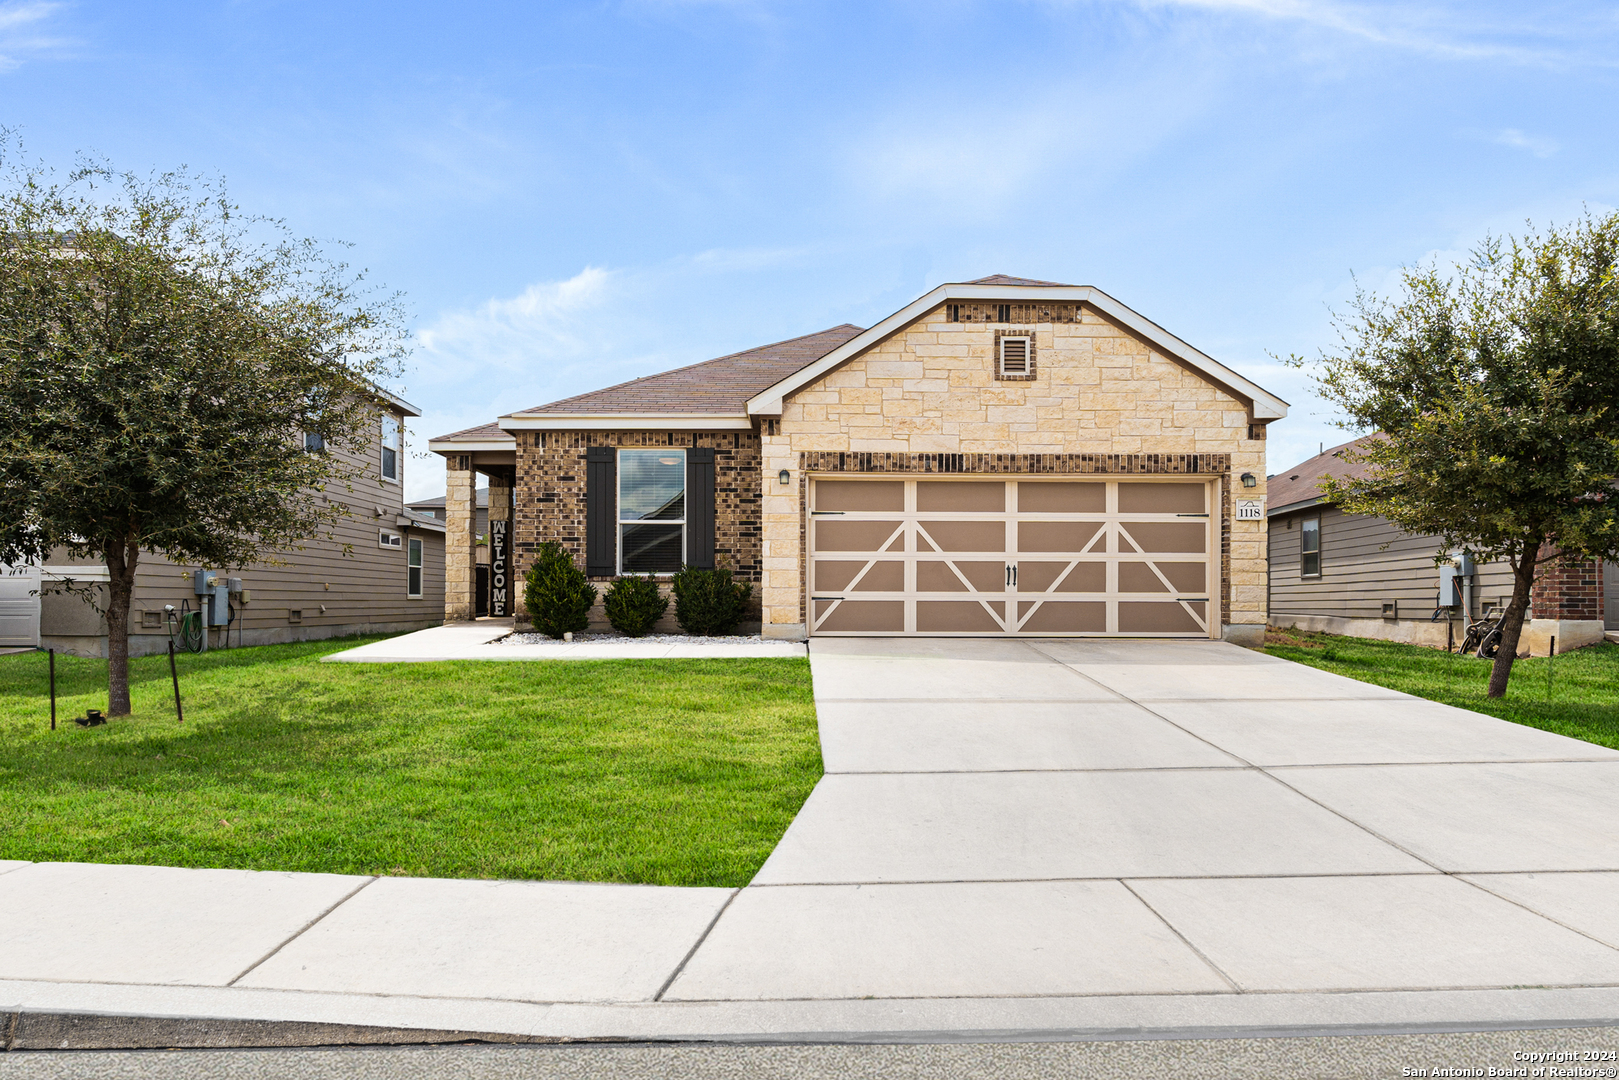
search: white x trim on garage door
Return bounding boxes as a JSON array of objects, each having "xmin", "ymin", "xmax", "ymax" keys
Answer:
[{"xmin": 807, "ymin": 477, "xmax": 1218, "ymax": 637}]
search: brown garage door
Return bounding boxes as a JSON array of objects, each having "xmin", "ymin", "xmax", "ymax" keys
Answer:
[{"xmin": 808, "ymin": 477, "xmax": 1215, "ymax": 637}]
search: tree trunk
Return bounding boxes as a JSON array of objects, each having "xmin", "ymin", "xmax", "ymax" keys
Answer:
[
  {"xmin": 1486, "ymin": 537, "xmax": 1540, "ymax": 699},
  {"xmin": 104, "ymin": 539, "xmax": 139, "ymax": 716}
]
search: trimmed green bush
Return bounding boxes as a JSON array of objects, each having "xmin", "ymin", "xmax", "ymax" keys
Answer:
[
  {"xmin": 603, "ymin": 574, "xmax": 669, "ymax": 637},
  {"xmin": 672, "ymin": 566, "xmax": 754, "ymax": 636},
  {"xmin": 523, "ymin": 542, "xmax": 596, "ymax": 639}
]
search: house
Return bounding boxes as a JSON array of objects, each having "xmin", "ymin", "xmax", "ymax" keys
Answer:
[
  {"xmin": 407, "ymin": 488, "xmax": 492, "ymax": 615},
  {"xmin": 428, "ymin": 276, "xmax": 1285, "ymax": 641},
  {"xmin": 1267, "ymin": 436, "xmax": 1615, "ymax": 653},
  {"xmin": 38, "ymin": 392, "xmax": 447, "ymax": 657}
]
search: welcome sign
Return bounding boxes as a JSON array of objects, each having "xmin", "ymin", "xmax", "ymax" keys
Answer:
[{"xmin": 489, "ymin": 519, "xmax": 509, "ymax": 617}]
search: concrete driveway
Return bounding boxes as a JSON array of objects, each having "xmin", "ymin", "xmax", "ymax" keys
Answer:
[
  {"xmin": 5, "ymin": 637, "xmax": 1619, "ymax": 1044},
  {"xmin": 664, "ymin": 637, "xmax": 1619, "ymax": 1005}
]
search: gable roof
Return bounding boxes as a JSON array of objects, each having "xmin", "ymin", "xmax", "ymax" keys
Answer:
[
  {"xmin": 407, "ymin": 487, "xmax": 489, "ymax": 512},
  {"xmin": 499, "ymin": 324, "xmax": 864, "ymax": 430},
  {"xmin": 747, "ymin": 282, "xmax": 1289, "ymax": 421},
  {"xmin": 1267, "ymin": 435, "xmax": 1378, "ymax": 514},
  {"xmin": 426, "ymin": 421, "xmax": 515, "ymax": 452},
  {"xmin": 963, "ymin": 274, "xmax": 1076, "ymax": 287}
]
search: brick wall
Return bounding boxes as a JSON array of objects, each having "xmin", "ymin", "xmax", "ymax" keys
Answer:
[
  {"xmin": 511, "ymin": 430, "xmax": 763, "ymax": 603},
  {"xmin": 1532, "ymin": 550, "xmax": 1604, "ymax": 621}
]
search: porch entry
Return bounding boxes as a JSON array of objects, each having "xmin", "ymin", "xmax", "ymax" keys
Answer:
[{"xmin": 807, "ymin": 476, "xmax": 1217, "ymax": 637}]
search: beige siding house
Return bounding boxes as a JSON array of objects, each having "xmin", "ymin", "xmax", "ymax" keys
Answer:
[
  {"xmin": 40, "ymin": 395, "xmax": 446, "ymax": 658},
  {"xmin": 1267, "ymin": 437, "xmax": 1614, "ymax": 653},
  {"xmin": 430, "ymin": 276, "xmax": 1287, "ymax": 642}
]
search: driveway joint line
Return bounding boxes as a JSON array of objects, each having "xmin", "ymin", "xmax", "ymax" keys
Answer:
[
  {"xmin": 1117, "ymin": 879, "xmax": 1245, "ymax": 994},
  {"xmin": 746, "ymin": 871, "xmax": 1455, "ymax": 887},
  {"xmin": 1451, "ymin": 875, "xmax": 1619, "ymax": 956},
  {"xmin": 223, "ymin": 876, "xmax": 378, "ymax": 987},
  {"xmin": 653, "ymin": 888, "xmax": 741, "ymax": 1002}
]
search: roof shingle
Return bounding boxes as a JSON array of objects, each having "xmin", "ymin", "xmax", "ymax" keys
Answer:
[
  {"xmin": 961, "ymin": 274, "xmax": 1076, "ymax": 287},
  {"xmin": 1268, "ymin": 435, "xmax": 1379, "ymax": 511},
  {"xmin": 512, "ymin": 324, "xmax": 865, "ymax": 416}
]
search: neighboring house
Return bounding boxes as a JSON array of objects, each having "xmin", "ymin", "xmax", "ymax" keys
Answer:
[
  {"xmin": 428, "ymin": 276, "xmax": 1285, "ymax": 641},
  {"xmin": 408, "ymin": 488, "xmax": 491, "ymax": 615},
  {"xmin": 39, "ymin": 392, "xmax": 447, "ymax": 657},
  {"xmin": 1267, "ymin": 436, "xmax": 1614, "ymax": 653},
  {"xmin": 0, "ymin": 563, "xmax": 41, "ymax": 649}
]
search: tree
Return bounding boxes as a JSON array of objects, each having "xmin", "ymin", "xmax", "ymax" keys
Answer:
[
  {"xmin": 0, "ymin": 138, "xmax": 407, "ymax": 715},
  {"xmin": 1299, "ymin": 211, "xmax": 1619, "ymax": 697}
]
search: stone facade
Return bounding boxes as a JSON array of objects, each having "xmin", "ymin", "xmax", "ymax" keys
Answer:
[
  {"xmin": 510, "ymin": 430, "xmax": 763, "ymax": 620},
  {"xmin": 759, "ymin": 304, "xmax": 1268, "ymax": 638},
  {"xmin": 444, "ymin": 456, "xmax": 477, "ymax": 621}
]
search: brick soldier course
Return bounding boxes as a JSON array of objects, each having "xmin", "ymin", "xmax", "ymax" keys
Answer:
[{"xmin": 429, "ymin": 276, "xmax": 1288, "ymax": 641}]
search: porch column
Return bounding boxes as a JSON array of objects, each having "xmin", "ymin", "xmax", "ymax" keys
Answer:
[
  {"xmin": 487, "ymin": 469, "xmax": 515, "ymax": 618},
  {"xmin": 444, "ymin": 455, "xmax": 477, "ymax": 621}
]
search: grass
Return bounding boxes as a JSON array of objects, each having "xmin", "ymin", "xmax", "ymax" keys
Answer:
[
  {"xmin": 0, "ymin": 637, "xmax": 821, "ymax": 886},
  {"xmin": 1262, "ymin": 627, "xmax": 1619, "ymax": 751}
]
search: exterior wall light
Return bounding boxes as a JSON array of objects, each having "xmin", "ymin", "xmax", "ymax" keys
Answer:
[
  {"xmin": 778, "ymin": 469, "xmax": 791, "ymax": 485},
  {"xmin": 1240, "ymin": 473, "xmax": 1258, "ymax": 488}
]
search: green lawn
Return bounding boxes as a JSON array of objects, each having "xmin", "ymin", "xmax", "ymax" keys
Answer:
[
  {"xmin": 0, "ymin": 637, "xmax": 821, "ymax": 886},
  {"xmin": 1263, "ymin": 628, "xmax": 1619, "ymax": 750}
]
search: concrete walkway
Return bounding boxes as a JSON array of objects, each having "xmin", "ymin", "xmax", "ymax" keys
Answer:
[
  {"xmin": 4, "ymin": 638, "xmax": 1619, "ymax": 1044},
  {"xmin": 322, "ymin": 620, "xmax": 807, "ymax": 661}
]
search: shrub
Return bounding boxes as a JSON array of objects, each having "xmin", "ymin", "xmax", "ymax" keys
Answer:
[
  {"xmin": 603, "ymin": 574, "xmax": 669, "ymax": 637},
  {"xmin": 671, "ymin": 566, "xmax": 753, "ymax": 636},
  {"xmin": 522, "ymin": 542, "xmax": 596, "ymax": 639}
]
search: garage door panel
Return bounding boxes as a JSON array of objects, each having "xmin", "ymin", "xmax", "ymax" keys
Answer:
[
  {"xmin": 916, "ymin": 600, "xmax": 1005, "ymax": 633},
  {"xmin": 917, "ymin": 481, "xmax": 1004, "ymax": 512},
  {"xmin": 1018, "ymin": 601, "xmax": 1107, "ymax": 633},
  {"xmin": 815, "ymin": 519, "xmax": 903, "ymax": 551},
  {"xmin": 1119, "ymin": 601, "xmax": 1207, "ymax": 634},
  {"xmin": 815, "ymin": 599, "xmax": 905, "ymax": 633},
  {"xmin": 919, "ymin": 520, "xmax": 1005, "ymax": 552},
  {"xmin": 1118, "ymin": 522, "xmax": 1206, "ymax": 553},
  {"xmin": 1118, "ymin": 482, "xmax": 1205, "ymax": 514},
  {"xmin": 1017, "ymin": 521, "xmax": 1104, "ymax": 553},
  {"xmin": 1017, "ymin": 482, "xmax": 1106, "ymax": 513},
  {"xmin": 816, "ymin": 480, "xmax": 904, "ymax": 512},
  {"xmin": 808, "ymin": 477, "xmax": 1214, "ymax": 637},
  {"xmin": 916, "ymin": 560, "xmax": 1005, "ymax": 593}
]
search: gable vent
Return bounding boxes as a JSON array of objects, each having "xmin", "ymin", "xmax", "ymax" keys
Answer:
[{"xmin": 999, "ymin": 336, "xmax": 1031, "ymax": 376}]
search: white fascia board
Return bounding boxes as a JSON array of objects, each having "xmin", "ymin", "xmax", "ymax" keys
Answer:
[
  {"xmin": 396, "ymin": 514, "xmax": 448, "ymax": 534},
  {"xmin": 375, "ymin": 387, "xmax": 422, "ymax": 418},
  {"xmin": 747, "ymin": 284, "xmax": 1290, "ymax": 421},
  {"xmin": 1266, "ymin": 497, "xmax": 1328, "ymax": 517},
  {"xmin": 426, "ymin": 437, "xmax": 517, "ymax": 455},
  {"xmin": 497, "ymin": 413, "xmax": 754, "ymax": 432}
]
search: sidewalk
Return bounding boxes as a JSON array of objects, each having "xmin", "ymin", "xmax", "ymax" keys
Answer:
[
  {"xmin": 321, "ymin": 620, "xmax": 807, "ymax": 661},
  {"xmin": 4, "ymin": 637, "xmax": 1619, "ymax": 1046}
]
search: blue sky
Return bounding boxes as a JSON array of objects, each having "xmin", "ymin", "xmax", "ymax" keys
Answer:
[{"xmin": 5, "ymin": 0, "xmax": 1616, "ymax": 499}]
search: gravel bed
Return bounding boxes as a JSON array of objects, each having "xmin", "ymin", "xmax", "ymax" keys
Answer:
[{"xmin": 495, "ymin": 632, "xmax": 780, "ymax": 646}]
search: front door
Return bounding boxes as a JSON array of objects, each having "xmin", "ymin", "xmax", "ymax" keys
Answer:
[{"xmin": 807, "ymin": 477, "xmax": 1217, "ymax": 637}]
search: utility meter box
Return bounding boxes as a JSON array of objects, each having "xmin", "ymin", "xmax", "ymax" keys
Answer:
[
  {"xmin": 192, "ymin": 569, "xmax": 218, "ymax": 595},
  {"xmin": 1438, "ymin": 564, "xmax": 1461, "ymax": 607}
]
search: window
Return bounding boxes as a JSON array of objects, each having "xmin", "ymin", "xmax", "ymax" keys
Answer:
[
  {"xmin": 618, "ymin": 449, "xmax": 685, "ymax": 574},
  {"xmin": 303, "ymin": 431, "xmax": 325, "ymax": 453},
  {"xmin": 407, "ymin": 537, "xmax": 423, "ymax": 597},
  {"xmin": 379, "ymin": 530, "xmax": 401, "ymax": 549},
  {"xmin": 999, "ymin": 336, "xmax": 1031, "ymax": 376},
  {"xmin": 381, "ymin": 415, "xmax": 400, "ymax": 482},
  {"xmin": 1301, "ymin": 516, "xmax": 1321, "ymax": 577}
]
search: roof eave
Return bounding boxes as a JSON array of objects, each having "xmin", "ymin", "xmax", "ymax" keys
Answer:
[
  {"xmin": 426, "ymin": 436, "xmax": 517, "ymax": 454},
  {"xmin": 497, "ymin": 413, "xmax": 754, "ymax": 432},
  {"xmin": 1266, "ymin": 497, "xmax": 1329, "ymax": 517},
  {"xmin": 746, "ymin": 284, "xmax": 1290, "ymax": 421}
]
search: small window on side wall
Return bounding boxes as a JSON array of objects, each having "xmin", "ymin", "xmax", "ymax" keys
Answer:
[
  {"xmin": 1301, "ymin": 516, "xmax": 1321, "ymax": 577},
  {"xmin": 407, "ymin": 537, "xmax": 423, "ymax": 598},
  {"xmin": 303, "ymin": 431, "xmax": 325, "ymax": 453},
  {"xmin": 381, "ymin": 415, "xmax": 400, "ymax": 482}
]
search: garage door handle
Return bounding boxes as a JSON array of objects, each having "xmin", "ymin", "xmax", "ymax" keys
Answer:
[
  {"xmin": 1176, "ymin": 597, "xmax": 1209, "ymax": 602},
  {"xmin": 1006, "ymin": 565, "xmax": 1017, "ymax": 587},
  {"xmin": 1176, "ymin": 513, "xmax": 1210, "ymax": 518},
  {"xmin": 810, "ymin": 511, "xmax": 845, "ymax": 516}
]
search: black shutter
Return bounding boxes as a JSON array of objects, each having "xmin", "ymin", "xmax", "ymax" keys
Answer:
[
  {"xmin": 686, "ymin": 447, "xmax": 715, "ymax": 570},
  {"xmin": 585, "ymin": 447, "xmax": 616, "ymax": 577}
]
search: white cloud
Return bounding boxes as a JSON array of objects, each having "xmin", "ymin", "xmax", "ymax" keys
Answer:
[
  {"xmin": 415, "ymin": 266, "xmax": 616, "ymax": 373},
  {"xmin": 1492, "ymin": 128, "xmax": 1559, "ymax": 158},
  {"xmin": 0, "ymin": 1, "xmax": 70, "ymax": 72}
]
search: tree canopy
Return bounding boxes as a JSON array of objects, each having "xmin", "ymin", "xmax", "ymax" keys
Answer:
[
  {"xmin": 0, "ymin": 137, "xmax": 408, "ymax": 714},
  {"xmin": 1301, "ymin": 211, "xmax": 1619, "ymax": 697}
]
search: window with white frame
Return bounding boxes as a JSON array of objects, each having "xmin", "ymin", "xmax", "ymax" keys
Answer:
[
  {"xmin": 407, "ymin": 537, "xmax": 423, "ymax": 597},
  {"xmin": 618, "ymin": 449, "xmax": 685, "ymax": 574},
  {"xmin": 381, "ymin": 415, "xmax": 400, "ymax": 482},
  {"xmin": 303, "ymin": 430, "xmax": 325, "ymax": 453},
  {"xmin": 1301, "ymin": 516, "xmax": 1321, "ymax": 577}
]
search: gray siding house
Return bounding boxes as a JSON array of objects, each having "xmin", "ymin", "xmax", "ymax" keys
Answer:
[
  {"xmin": 1268, "ymin": 437, "xmax": 1614, "ymax": 654},
  {"xmin": 38, "ymin": 394, "xmax": 446, "ymax": 658}
]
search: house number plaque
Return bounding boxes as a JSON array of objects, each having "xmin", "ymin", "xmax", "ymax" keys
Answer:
[{"xmin": 1236, "ymin": 499, "xmax": 1264, "ymax": 521}]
